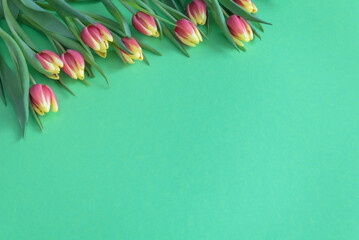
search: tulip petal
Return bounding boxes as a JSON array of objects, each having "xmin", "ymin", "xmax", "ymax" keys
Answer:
[{"xmin": 94, "ymin": 23, "xmax": 113, "ymax": 42}]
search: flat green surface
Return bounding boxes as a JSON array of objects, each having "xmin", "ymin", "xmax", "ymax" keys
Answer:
[{"xmin": 1, "ymin": 0, "xmax": 359, "ymax": 239}]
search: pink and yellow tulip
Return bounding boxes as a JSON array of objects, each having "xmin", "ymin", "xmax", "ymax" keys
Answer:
[
  {"xmin": 29, "ymin": 84, "xmax": 58, "ymax": 116},
  {"xmin": 226, "ymin": 15, "xmax": 253, "ymax": 47},
  {"xmin": 132, "ymin": 11, "xmax": 159, "ymax": 37},
  {"xmin": 234, "ymin": 0, "xmax": 257, "ymax": 13},
  {"xmin": 35, "ymin": 50, "xmax": 63, "ymax": 80},
  {"xmin": 174, "ymin": 19, "xmax": 202, "ymax": 47},
  {"xmin": 80, "ymin": 23, "xmax": 113, "ymax": 58},
  {"xmin": 119, "ymin": 37, "xmax": 143, "ymax": 64},
  {"xmin": 186, "ymin": 0, "xmax": 207, "ymax": 25},
  {"xmin": 61, "ymin": 50, "xmax": 85, "ymax": 80}
]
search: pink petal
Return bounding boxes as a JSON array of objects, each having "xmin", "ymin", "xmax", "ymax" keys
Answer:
[
  {"xmin": 67, "ymin": 50, "xmax": 85, "ymax": 69},
  {"xmin": 94, "ymin": 23, "xmax": 113, "ymax": 42}
]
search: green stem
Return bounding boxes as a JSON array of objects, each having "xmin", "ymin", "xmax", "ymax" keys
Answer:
[
  {"xmin": 29, "ymin": 74, "xmax": 36, "ymax": 84},
  {"xmin": 119, "ymin": 0, "xmax": 136, "ymax": 15},
  {"xmin": 74, "ymin": 18, "xmax": 86, "ymax": 28},
  {"xmin": 152, "ymin": 0, "xmax": 177, "ymax": 22},
  {"xmin": 54, "ymin": 39, "xmax": 66, "ymax": 53}
]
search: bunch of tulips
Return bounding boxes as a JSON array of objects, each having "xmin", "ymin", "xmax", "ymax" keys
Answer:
[{"xmin": 0, "ymin": 0, "xmax": 270, "ymax": 137}]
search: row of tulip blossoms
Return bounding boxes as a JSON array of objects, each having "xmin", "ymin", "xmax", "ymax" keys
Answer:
[{"xmin": 0, "ymin": 0, "xmax": 270, "ymax": 137}]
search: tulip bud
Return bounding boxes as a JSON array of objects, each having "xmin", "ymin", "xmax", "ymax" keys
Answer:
[
  {"xmin": 226, "ymin": 15, "xmax": 253, "ymax": 47},
  {"xmin": 119, "ymin": 37, "xmax": 143, "ymax": 64},
  {"xmin": 80, "ymin": 23, "xmax": 113, "ymax": 58},
  {"xmin": 174, "ymin": 19, "xmax": 202, "ymax": 47},
  {"xmin": 61, "ymin": 50, "xmax": 85, "ymax": 80},
  {"xmin": 29, "ymin": 84, "xmax": 58, "ymax": 116},
  {"xmin": 35, "ymin": 50, "xmax": 63, "ymax": 80},
  {"xmin": 132, "ymin": 11, "xmax": 159, "ymax": 37},
  {"xmin": 234, "ymin": 0, "xmax": 257, "ymax": 13},
  {"xmin": 186, "ymin": 0, "xmax": 207, "ymax": 25}
]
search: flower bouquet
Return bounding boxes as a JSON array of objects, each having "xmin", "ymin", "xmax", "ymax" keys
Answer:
[{"xmin": 0, "ymin": 0, "xmax": 270, "ymax": 137}]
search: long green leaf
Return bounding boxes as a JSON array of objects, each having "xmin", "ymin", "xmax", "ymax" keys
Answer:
[
  {"xmin": 136, "ymin": 39, "xmax": 162, "ymax": 56},
  {"xmin": 219, "ymin": 0, "xmax": 271, "ymax": 24},
  {"xmin": 0, "ymin": 28, "xmax": 29, "ymax": 136},
  {"xmin": 2, "ymin": 0, "xmax": 37, "ymax": 50},
  {"xmin": 0, "ymin": 0, "xmax": 19, "ymax": 19},
  {"xmin": 204, "ymin": 0, "xmax": 238, "ymax": 51},
  {"xmin": 101, "ymin": 0, "xmax": 131, "ymax": 37},
  {"xmin": 0, "ymin": 75, "xmax": 6, "ymax": 106},
  {"xmin": 121, "ymin": 0, "xmax": 175, "ymax": 26},
  {"xmin": 13, "ymin": 0, "xmax": 77, "ymax": 39},
  {"xmin": 46, "ymin": 0, "xmax": 93, "ymax": 25}
]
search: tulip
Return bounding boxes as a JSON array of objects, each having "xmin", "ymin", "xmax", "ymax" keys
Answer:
[
  {"xmin": 234, "ymin": 0, "xmax": 257, "ymax": 13},
  {"xmin": 29, "ymin": 84, "xmax": 58, "ymax": 116},
  {"xmin": 119, "ymin": 37, "xmax": 143, "ymax": 64},
  {"xmin": 80, "ymin": 23, "xmax": 113, "ymax": 58},
  {"xmin": 226, "ymin": 15, "xmax": 253, "ymax": 47},
  {"xmin": 132, "ymin": 11, "xmax": 159, "ymax": 37},
  {"xmin": 186, "ymin": 0, "xmax": 207, "ymax": 25},
  {"xmin": 35, "ymin": 50, "xmax": 63, "ymax": 80},
  {"xmin": 174, "ymin": 19, "xmax": 202, "ymax": 47},
  {"xmin": 61, "ymin": 50, "xmax": 85, "ymax": 80}
]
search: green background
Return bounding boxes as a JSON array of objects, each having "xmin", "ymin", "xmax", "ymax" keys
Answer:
[{"xmin": 1, "ymin": 0, "xmax": 359, "ymax": 239}]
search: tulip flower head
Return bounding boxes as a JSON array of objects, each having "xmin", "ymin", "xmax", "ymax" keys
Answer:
[
  {"xmin": 120, "ymin": 37, "xmax": 143, "ymax": 64},
  {"xmin": 186, "ymin": 0, "xmax": 207, "ymax": 25},
  {"xmin": 226, "ymin": 15, "xmax": 253, "ymax": 47},
  {"xmin": 174, "ymin": 19, "xmax": 202, "ymax": 47},
  {"xmin": 234, "ymin": 0, "xmax": 257, "ymax": 13},
  {"xmin": 29, "ymin": 84, "xmax": 58, "ymax": 116},
  {"xmin": 35, "ymin": 50, "xmax": 63, "ymax": 80},
  {"xmin": 61, "ymin": 50, "xmax": 85, "ymax": 80},
  {"xmin": 132, "ymin": 11, "xmax": 159, "ymax": 37},
  {"xmin": 81, "ymin": 23, "xmax": 113, "ymax": 58}
]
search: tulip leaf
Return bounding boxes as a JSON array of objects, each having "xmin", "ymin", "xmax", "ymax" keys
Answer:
[
  {"xmin": 218, "ymin": 0, "xmax": 271, "ymax": 25},
  {"xmin": 57, "ymin": 79, "xmax": 75, "ymax": 96},
  {"xmin": 85, "ymin": 64, "xmax": 95, "ymax": 78},
  {"xmin": 2, "ymin": 0, "xmax": 38, "ymax": 50},
  {"xmin": 247, "ymin": 21, "xmax": 261, "ymax": 40},
  {"xmin": 29, "ymin": 102, "xmax": 44, "ymax": 131},
  {"xmin": 13, "ymin": 0, "xmax": 77, "ymax": 39},
  {"xmin": 142, "ymin": 53, "xmax": 150, "ymax": 66},
  {"xmin": 162, "ymin": 0, "xmax": 181, "ymax": 11},
  {"xmin": 154, "ymin": 0, "xmax": 186, "ymax": 20},
  {"xmin": 121, "ymin": 0, "xmax": 175, "ymax": 26},
  {"xmin": 0, "ymin": 75, "xmax": 6, "ymax": 106},
  {"xmin": 206, "ymin": 13, "xmax": 210, "ymax": 34},
  {"xmin": 177, "ymin": 0, "xmax": 186, "ymax": 10},
  {"xmin": 0, "ymin": 55, "xmax": 27, "ymax": 136},
  {"xmin": 46, "ymin": 0, "xmax": 93, "ymax": 25},
  {"xmin": 203, "ymin": 0, "xmax": 238, "ymax": 51},
  {"xmin": 0, "ymin": 0, "xmax": 19, "ymax": 19},
  {"xmin": 136, "ymin": 39, "xmax": 162, "ymax": 56},
  {"xmin": 111, "ymin": 42, "xmax": 128, "ymax": 65},
  {"xmin": 101, "ymin": 0, "xmax": 131, "ymax": 37},
  {"xmin": 0, "ymin": 28, "xmax": 29, "ymax": 137}
]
